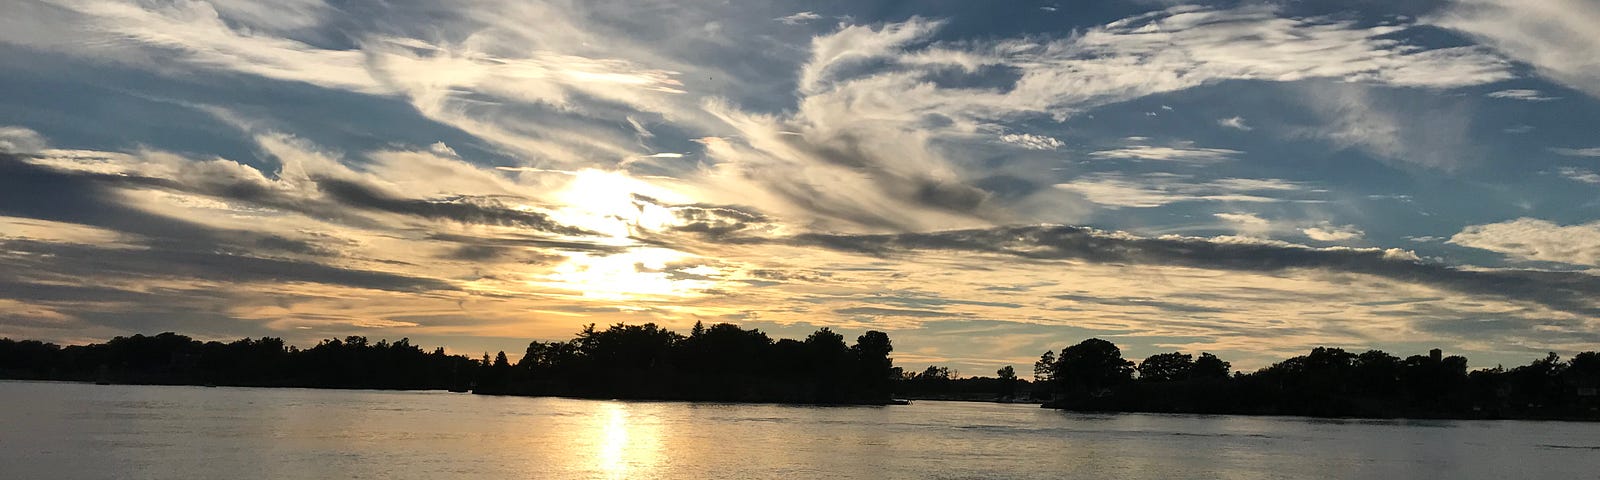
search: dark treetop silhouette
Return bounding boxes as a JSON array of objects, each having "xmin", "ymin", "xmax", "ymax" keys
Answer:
[
  {"xmin": 0, "ymin": 333, "xmax": 480, "ymax": 390},
  {"xmin": 3, "ymin": 327, "xmax": 1598, "ymax": 418},
  {"xmin": 0, "ymin": 322, "xmax": 900, "ymax": 404},
  {"xmin": 1030, "ymin": 338, "xmax": 1600, "ymax": 420},
  {"xmin": 478, "ymin": 322, "xmax": 898, "ymax": 404}
]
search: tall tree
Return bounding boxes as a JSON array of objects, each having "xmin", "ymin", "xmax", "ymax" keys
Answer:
[
  {"xmin": 997, "ymin": 365, "xmax": 1018, "ymax": 397},
  {"xmin": 1192, "ymin": 352, "xmax": 1232, "ymax": 380},
  {"xmin": 1053, "ymin": 339, "xmax": 1134, "ymax": 395},
  {"xmin": 1034, "ymin": 350, "xmax": 1056, "ymax": 383},
  {"xmin": 1137, "ymin": 352, "xmax": 1194, "ymax": 382}
]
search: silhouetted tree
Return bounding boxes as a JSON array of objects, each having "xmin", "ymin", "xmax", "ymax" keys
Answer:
[
  {"xmin": 1192, "ymin": 352, "xmax": 1231, "ymax": 380},
  {"xmin": 1033, "ymin": 350, "xmax": 1055, "ymax": 383},
  {"xmin": 852, "ymin": 331, "xmax": 895, "ymax": 398},
  {"xmin": 1137, "ymin": 352, "xmax": 1194, "ymax": 382},
  {"xmin": 0, "ymin": 332, "xmax": 476, "ymax": 390},
  {"xmin": 997, "ymin": 365, "xmax": 1018, "ymax": 397},
  {"xmin": 471, "ymin": 323, "xmax": 902, "ymax": 403},
  {"xmin": 1052, "ymin": 339, "xmax": 1134, "ymax": 397}
]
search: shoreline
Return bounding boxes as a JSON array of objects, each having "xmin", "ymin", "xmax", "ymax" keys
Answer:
[
  {"xmin": 9, "ymin": 379, "xmax": 1599, "ymax": 423},
  {"xmin": 1041, "ymin": 402, "xmax": 1600, "ymax": 423}
]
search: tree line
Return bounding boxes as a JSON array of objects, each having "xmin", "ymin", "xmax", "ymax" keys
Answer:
[
  {"xmin": 0, "ymin": 322, "xmax": 900, "ymax": 404},
  {"xmin": 5, "ymin": 328, "xmax": 1598, "ymax": 418},
  {"xmin": 891, "ymin": 364, "xmax": 1033, "ymax": 401},
  {"xmin": 1026, "ymin": 338, "xmax": 1600, "ymax": 420},
  {"xmin": 0, "ymin": 333, "xmax": 479, "ymax": 390},
  {"xmin": 478, "ymin": 322, "xmax": 897, "ymax": 404}
]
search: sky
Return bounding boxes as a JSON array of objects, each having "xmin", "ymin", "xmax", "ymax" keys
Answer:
[{"xmin": 2, "ymin": 0, "xmax": 1599, "ymax": 374}]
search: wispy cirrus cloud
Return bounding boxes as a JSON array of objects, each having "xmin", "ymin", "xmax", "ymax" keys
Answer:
[
  {"xmin": 1217, "ymin": 116, "xmax": 1253, "ymax": 131},
  {"xmin": 1450, "ymin": 218, "xmax": 1600, "ymax": 267},
  {"xmin": 1432, "ymin": 0, "xmax": 1600, "ymax": 98},
  {"xmin": 1211, "ymin": 213, "xmax": 1367, "ymax": 244},
  {"xmin": 1293, "ymin": 83, "xmax": 1479, "ymax": 170},
  {"xmin": 776, "ymin": 11, "xmax": 823, "ymax": 25},
  {"xmin": 0, "ymin": 0, "xmax": 379, "ymax": 92},
  {"xmin": 1089, "ymin": 143, "xmax": 1242, "ymax": 163},
  {"xmin": 1054, "ymin": 173, "xmax": 1304, "ymax": 208},
  {"xmin": 1214, "ymin": 212, "xmax": 1273, "ymax": 236},
  {"xmin": 997, "ymin": 133, "xmax": 1065, "ymax": 151},
  {"xmin": 1555, "ymin": 167, "xmax": 1600, "ymax": 184},
  {"xmin": 778, "ymin": 225, "xmax": 1600, "ymax": 321},
  {"xmin": 1551, "ymin": 147, "xmax": 1600, "ymax": 158},
  {"xmin": 0, "ymin": 126, "xmax": 46, "ymax": 154},
  {"xmin": 687, "ymin": 4, "xmax": 1515, "ymax": 232},
  {"xmin": 1303, "ymin": 224, "xmax": 1365, "ymax": 242},
  {"xmin": 1486, "ymin": 89, "xmax": 1561, "ymax": 102}
]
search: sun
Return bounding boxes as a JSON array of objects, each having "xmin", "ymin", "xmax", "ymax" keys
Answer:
[
  {"xmin": 548, "ymin": 169, "xmax": 682, "ymax": 240},
  {"xmin": 533, "ymin": 169, "xmax": 722, "ymax": 301}
]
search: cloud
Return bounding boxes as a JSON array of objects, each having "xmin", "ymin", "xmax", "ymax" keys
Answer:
[
  {"xmin": 778, "ymin": 224, "xmax": 1600, "ymax": 318},
  {"xmin": 1211, "ymin": 213, "xmax": 1366, "ymax": 242},
  {"xmin": 1002, "ymin": 5, "xmax": 1510, "ymax": 115},
  {"xmin": 313, "ymin": 178, "xmax": 587, "ymax": 234},
  {"xmin": 4, "ymin": 1, "xmax": 1521, "ymax": 237},
  {"xmin": 1556, "ymin": 167, "xmax": 1600, "ymax": 184},
  {"xmin": 998, "ymin": 133, "xmax": 1064, "ymax": 151},
  {"xmin": 428, "ymin": 142, "xmax": 459, "ymax": 157},
  {"xmin": 1214, "ymin": 212, "xmax": 1272, "ymax": 236},
  {"xmin": 1303, "ymin": 224, "xmax": 1365, "ymax": 242},
  {"xmin": 1088, "ymin": 144, "xmax": 1242, "ymax": 163},
  {"xmin": 1450, "ymin": 218, "xmax": 1600, "ymax": 266},
  {"xmin": 798, "ymin": 17, "xmax": 945, "ymax": 95},
  {"xmin": 1551, "ymin": 147, "xmax": 1600, "ymax": 158},
  {"xmin": 1432, "ymin": 0, "xmax": 1600, "ymax": 98},
  {"xmin": 0, "ymin": 237, "xmax": 455, "ymax": 293},
  {"xmin": 204, "ymin": 0, "xmax": 334, "ymax": 32},
  {"xmin": 12, "ymin": 137, "xmax": 589, "ymax": 237},
  {"xmin": 0, "ymin": 0, "xmax": 706, "ymax": 169},
  {"xmin": 836, "ymin": 306, "xmax": 956, "ymax": 318},
  {"xmin": 1486, "ymin": 89, "xmax": 1561, "ymax": 102},
  {"xmin": 776, "ymin": 11, "xmax": 823, "ymax": 25},
  {"xmin": 0, "ymin": 126, "xmax": 47, "ymax": 154},
  {"xmin": 0, "ymin": 0, "xmax": 379, "ymax": 92},
  {"xmin": 629, "ymin": 194, "xmax": 775, "ymax": 239},
  {"xmin": 0, "ymin": 155, "xmax": 458, "ymax": 294},
  {"xmin": 1294, "ymin": 83, "xmax": 1477, "ymax": 170},
  {"xmin": 1217, "ymin": 116, "xmax": 1253, "ymax": 131},
  {"xmin": 1054, "ymin": 173, "xmax": 1303, "ymax": 208},
  {"xmin": 682, "ymin": 5, "xmax": 1518, "ymax": 233}
]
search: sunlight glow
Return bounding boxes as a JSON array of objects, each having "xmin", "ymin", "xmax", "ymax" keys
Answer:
[
  {"xmin": 549, "ymin": 169, "xmax": 683, "ymax": 240},
  {"xmin": 542, "ymin": 248, "xmax": 720, "ymax": 301}
]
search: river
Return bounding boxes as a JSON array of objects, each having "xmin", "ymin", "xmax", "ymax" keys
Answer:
[{"xmin": 2, "ymin": 381, "xmax": 1595, "ymax": 479}]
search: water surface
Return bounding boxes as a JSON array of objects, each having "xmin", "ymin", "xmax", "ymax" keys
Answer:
[{"xmin": 2, "ymin": 381, "xmax": 1595, "ymax": 479}]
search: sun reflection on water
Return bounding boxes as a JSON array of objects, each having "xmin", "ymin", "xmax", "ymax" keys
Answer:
[{"xmin": 592, "ymin": 402, "xmax": 661, "ymax": 479}]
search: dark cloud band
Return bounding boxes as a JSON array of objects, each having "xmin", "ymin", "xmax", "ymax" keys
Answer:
[{"xmin": 783, "ymin": 225, "xmax": 1600, "ymax": 317}]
